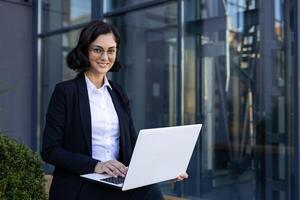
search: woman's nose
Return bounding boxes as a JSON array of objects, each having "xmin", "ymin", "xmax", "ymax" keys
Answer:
[{"xmin": 100, "ymin": 51, "xmax": 109, "ymax": 60}]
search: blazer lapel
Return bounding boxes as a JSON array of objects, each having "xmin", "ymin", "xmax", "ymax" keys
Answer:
[{"xmin": 76, "ymin": 72, "xmax": 92, "ymax": 156}]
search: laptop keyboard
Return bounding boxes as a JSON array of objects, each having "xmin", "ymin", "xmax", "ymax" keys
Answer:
[{"xmin": 101, "ymin": 177, "xmax": 125, "ymax": 185}]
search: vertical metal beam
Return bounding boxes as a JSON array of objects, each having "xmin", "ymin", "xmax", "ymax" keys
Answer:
[
  {"xmin": 31, "ymin": 0, "xmax": 38, "ymax": 151},
  {"xmin": 177, "ymin": 0, "xmax": 184, "ymax": 126},
  {"xmin": 92, "ymin": 0, "xmax": 103, "ymax": 20},
  {"xmin": 295, "ymin": 0, "xmax": 300, "ymax": 199},
  {"xmin": 283, "ymin": 1, "xmax": 294, "ymax": 199},
  {"xmin": 34, "ymin": 0, "xmax": 43, "ymax": 152},
  {"xmin": 37, "ymin": 0, "xmax": 43, "ymax": 152},
  {"xmin": 175, "ymin": 0, "xmax": 184, "ymax": 197},
  {"xmin": 99, "ymin": 0, "xmax": 103, "ymax": 20},
  {"xmin": 259, "ymin": 0, "xmax": 275, "ymax": 199}
]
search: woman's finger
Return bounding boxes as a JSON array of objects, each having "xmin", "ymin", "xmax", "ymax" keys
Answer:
[
  {"xmin": 109, "ymin": 161, "xmax": 127, "ymax": 174},
  {"xmin": 110, "ymin": 160, "xmax": 127, "ymax": 175},
  {"xmin": 106, "ymin": 161, "xmax": 127, "ymax": 177},
  {"xmin": 179, "ymin": 172, "xmax": 188, "ymax": 179},
  {"xmin": 101, "ymin": 164, "xmax": 116, "ymax": 177},
  {"xmin": 106, "ymin": 162, "xmax": 124, "ymax": 177},
  {"xmin": 96, "ymin": 160, "xmax": 127, "ymax": 177},
  {"xmin": 174, "ymin": 172, "xmax": 189, "ymax": 182}
]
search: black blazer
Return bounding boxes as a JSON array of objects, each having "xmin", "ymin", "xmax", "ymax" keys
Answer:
[{"xmin": 41, "ymin": 72, "xmax": 137, "ymax": 199}]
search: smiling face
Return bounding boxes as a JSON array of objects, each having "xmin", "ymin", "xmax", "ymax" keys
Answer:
[{"xmin": 87, "ymin": 33, "xmax": 117, "ymax": 76}]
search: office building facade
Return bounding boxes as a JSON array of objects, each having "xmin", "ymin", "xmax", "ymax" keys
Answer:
[{"xmin": 0, "ymin": 0, "xmax": 299, "ymax": 199}]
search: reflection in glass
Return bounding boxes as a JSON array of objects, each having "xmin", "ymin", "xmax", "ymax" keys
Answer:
[
  {"xmin": 183, "ymin": 0, "xmax": 295, "ymax": 199},
  {"xmin": 41, "ymin": 29, "xmax": 80, "ymax": 127},
  {"xmin": 41, "ymin": 0, "xmax": 91, "ymax": 32},
  {"xmin": 103, "ymin": 0, "xmax": 153, "ymax": 12},
  {"xmin": 38, "ymin": 0, "xmax": 297, "ymax": 199},
  {"xmin": 62, "ymin": 30, "xmax": 81, "ymax": 81},
  {"xmin": 106, "ymin": 2, "xmax": 178, "ymax": 132},
  {"xmin": 106, "ymin": 5, "xmax": 180, "ymax": 195}
]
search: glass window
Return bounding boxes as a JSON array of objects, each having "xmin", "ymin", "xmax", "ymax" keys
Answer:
[
  {"xmin": 62, "ymin": 31, "xmax": 81, "ymax": 81},
  {"xmin": 106, "ymin": 2, "xmax": 178, "ymax": 131},
  {"xmin": 41, "ymin": 0, "xmax": 91, "ymax": 32},
  {"xmin": 37, "ymin": 0, "xmax": 298, "ymax": 199},
  {"xmin": 105, "ymin": 2, "xmax": 178, "ymax": 195},
  {"xmin": 41, "ymin": 29, "xmax": 80, "ymax": 127},
  {"xmin": 103, "ymin": 0, "xmax": 154, "ymax": 12},
  {"xmin": 182, "ymin": 0, "xmax": 296, "ymax": 199}
]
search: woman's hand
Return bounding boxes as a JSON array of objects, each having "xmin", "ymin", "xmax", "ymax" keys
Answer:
[
  {"xmin": 174, "ymin": 172, "xmax": 188, "ymax": 182},
  {"xmin": 94, "ymin": 160, "xmax": 127, "ymax": 177}
]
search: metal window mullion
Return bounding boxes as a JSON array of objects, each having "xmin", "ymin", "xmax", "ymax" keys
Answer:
[
  {"xmin": 295, "ymin": 0, "xmax": 300, "ymax": 200},
  {"xmin": 103, "ymin": 0, "xmax": 174, "ymax": 17},
  {"xmin": 175, "ymin": 0, "xmax": 184, "ymax": 197},
  {"xmin": 0, "ymin": 0, "xmax": 32, "ymax": 7},
  {"xmin": 92, "ymin": 0, "xmax": 103, "ymax": 20},
  {"xmin": 32, "ymin": 0, "xmax": 40, "ymax": 151},
  {"xmin": 38, "ymin": 22, "xmax": 90, "ymax": 38},
  {"xmin": 176, "ymin": 0, "xmax": 184, "ymax": 126},
  {"xmin": 36, "ymin": 0, "xmax": 43, "ymax": 152}
]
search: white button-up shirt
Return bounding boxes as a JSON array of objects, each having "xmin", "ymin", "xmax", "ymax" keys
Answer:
[{"xmin": 85, "ymin": 74, "xmax": 120, "ymax": 162}]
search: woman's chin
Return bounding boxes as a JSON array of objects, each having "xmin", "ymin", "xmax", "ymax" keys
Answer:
[
  {"xmin": 88, "ymin": 66, "xmax": 111, "ymax": 74},
  {"xmin": 96, "ymin": 67, "xmax": 111, "ymax": 75}
]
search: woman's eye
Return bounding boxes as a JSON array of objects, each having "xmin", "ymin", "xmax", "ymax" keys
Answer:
[
  {"xmin": 93, "ymin": 49, "xmax": 101, "ymax": 53},
  {"xmin": 108, "ymin": 50, "xmax": 116, "ymax": 54}
]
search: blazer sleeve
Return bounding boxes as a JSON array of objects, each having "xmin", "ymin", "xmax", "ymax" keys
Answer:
[{"xmin": 41, "ymin": 84, "xmax": 98, "ymax": 175}]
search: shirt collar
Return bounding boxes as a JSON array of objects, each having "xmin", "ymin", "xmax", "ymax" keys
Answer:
[
  {"xmin": 84, "ymin": 74, "xmax": 112, "ymax": 92},
  {"xmin": 103, "ymin": 76, "xmax": 112, "ymax": 90}
]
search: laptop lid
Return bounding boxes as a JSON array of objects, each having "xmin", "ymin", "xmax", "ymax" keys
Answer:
[
  {"xmin": 122, "ymin": 124, "xmax": 202, "ymax": 191},
  {"xmin": 80, "ymin": 124, "xmax": 202, "ymax": 191}
]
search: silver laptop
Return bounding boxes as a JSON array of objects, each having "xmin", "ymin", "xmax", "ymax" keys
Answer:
[{"xmin": 80, "ymin": 124, "xmax": 202, "ymax": 191}]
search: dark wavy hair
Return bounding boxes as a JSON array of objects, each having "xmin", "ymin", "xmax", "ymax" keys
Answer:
[{"xmin": 67, "ymin": 20, "xmax": 122, "ymax": 72}]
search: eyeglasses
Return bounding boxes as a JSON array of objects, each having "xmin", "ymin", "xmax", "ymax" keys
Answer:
[{"xmin": 89, "ymin": 47, "xmax": 117, "ymax": 58}]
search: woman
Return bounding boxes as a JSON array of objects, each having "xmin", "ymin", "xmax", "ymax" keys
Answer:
[{"xmin": 41, "ymin": 20, "xmax": 187, "ymax": 200}]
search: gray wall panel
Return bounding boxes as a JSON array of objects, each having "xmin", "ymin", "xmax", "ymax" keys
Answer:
[{"xmin": 0, "ymin": 0, "xmax": 33, "ymax": 147}]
